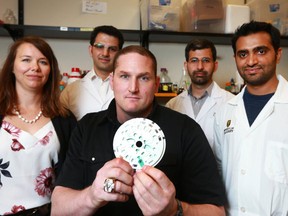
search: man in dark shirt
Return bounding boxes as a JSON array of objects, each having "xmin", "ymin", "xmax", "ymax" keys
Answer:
[{"xmin": 51, "ymin": 45, "xmax": 226, "ymax": 215}]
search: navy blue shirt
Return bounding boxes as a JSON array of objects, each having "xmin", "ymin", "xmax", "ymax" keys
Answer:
[{"xmin": 243, "ymin": 89, "xmax": 274, "ymax": 126}]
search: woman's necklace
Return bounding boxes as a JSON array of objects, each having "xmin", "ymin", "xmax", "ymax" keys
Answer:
[{"xmin": 14, "ymin": 105, "xmax": 43, "ymax": 124}]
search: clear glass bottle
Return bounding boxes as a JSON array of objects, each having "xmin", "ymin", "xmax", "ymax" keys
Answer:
[
  {"xmin": 178, "ymin": 67, "xmax": 191, "ymax": 94},
  {"xmin": 159, "ymin": 68, "xmax": 171, "ymax": 83},
  {"xmin": 159, "ymin": 68, "xmax": 172, "ymax": 92}
]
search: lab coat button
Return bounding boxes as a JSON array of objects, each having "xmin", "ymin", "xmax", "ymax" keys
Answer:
[
  {"xmin": 240, "ymin": 207, "xmax": 246, "ymax": 212},
  {"xmin": 241, "ymin": 169, "xmax": 246, "ymax": 175}
]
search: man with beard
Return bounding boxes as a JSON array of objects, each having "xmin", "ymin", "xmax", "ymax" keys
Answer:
[
  {"xmin": 60, "ymin": 25, "xmax": 124, "ymax": 120},
  {"xmin": 166, "ymin": 39, "xmax": 234, "ymax": 148},
  {"xmin": 213, "ymin": 21, "xmax": 288, "ymax": 215}
]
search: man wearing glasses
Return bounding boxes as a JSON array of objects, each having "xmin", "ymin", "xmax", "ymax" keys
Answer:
[
  {"xmin": 61, "ymin": 25, "xmax": 124, "ymax": 120},
  {"xmin": 166, "ymin": 39, "xmax": 234, "ymax": 148}
]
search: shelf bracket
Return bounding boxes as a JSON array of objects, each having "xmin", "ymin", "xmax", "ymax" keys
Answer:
[
  {"xmin": 1, "ymin": 24, "xmax": 24, "ymax": 41},
  {"xmin": 18, "ymin": 0, "xmax": 24, "ymax": 25},
  {"xmin": 140, "ymin": 30, "xmax": 149, "ymax": 49}
]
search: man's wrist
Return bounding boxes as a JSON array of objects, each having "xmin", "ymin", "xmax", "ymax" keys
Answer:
[{"xmin": 175, "ymin": 199, "xmax": 183, "ymax": 216}]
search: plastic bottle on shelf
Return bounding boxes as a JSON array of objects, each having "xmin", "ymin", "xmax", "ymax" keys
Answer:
[
  {"xmin": 59, "ymin": 72, "xmax": 69, "ymax": 91},
  {"xmin": 68, "ymin": 67, "xmax": 82, "ymax": 84},
  {"xmin": 159, "ymin": 68, "xmax": 172, "ymax": 93},
  {"xmin": 178, "ymin": 67, "xmax": 191, "ymax": 94}
]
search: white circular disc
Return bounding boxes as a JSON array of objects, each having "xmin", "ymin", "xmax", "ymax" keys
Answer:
[{"xmin": 113, "ymin": 118, "xmax": 166, "ymax": 170}]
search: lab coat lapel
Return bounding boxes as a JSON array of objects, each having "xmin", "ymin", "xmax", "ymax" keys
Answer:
[
  {"xmin": 181, "ymin": 93, "xmax": 196, "ymax": 118},
  {"xmin": 196, "ymin": 97, "xmax": 216, "ymax": 121},
  {"xmin": 248, "ymin": 75, "xmax": 288, "ymax": 132}
]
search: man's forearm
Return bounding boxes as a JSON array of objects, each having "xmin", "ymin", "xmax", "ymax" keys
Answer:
[{"xmin": 51, "ymin": 186, "xmax": 98, "ymax": 216}]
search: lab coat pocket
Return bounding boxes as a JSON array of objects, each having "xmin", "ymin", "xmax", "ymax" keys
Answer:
[{"xmin": 264, "ymin": 141, "xmax": 288, "ymax": 185}]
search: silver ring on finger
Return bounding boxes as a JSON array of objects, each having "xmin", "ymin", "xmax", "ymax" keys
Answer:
[{"xmin": 103, "ymin": 178, "xmax": 116, "ymax": 193}]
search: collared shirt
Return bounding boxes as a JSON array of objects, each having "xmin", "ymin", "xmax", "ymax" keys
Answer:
[
  {"xmin": 188, "ymin": 83, "xmax": 213, "ymax": 117},
  {"xmin": 60, "ymin": 70, "xmax": 114, "ymax": 120},
  {"xmin": 56, "ymin": 99, "xmax": 227, "ymax": 215},
  {"xmin": 91, "ymin": 72, "xmax": 111, "ymax": 101},
  {"xmin": 166, "ymin": 81, "xmax": 234, "ymax": 148}
]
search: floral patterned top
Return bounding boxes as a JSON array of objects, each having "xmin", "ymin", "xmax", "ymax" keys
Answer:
[{"xmin": 0, "ymin": 120, "xmax": 60, "ymax": 215}]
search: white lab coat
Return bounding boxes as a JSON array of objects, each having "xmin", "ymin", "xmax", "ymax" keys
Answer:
[
  {"xmin": 166, "ymin": 81, "xmax": 234, "ymax": 148},
  {"xmin": 213, "ymin": 75, "xmax": 288, "ymax": 215},
  {"xmin": 60, "ymin": 70, "xmax": 114, "ymax": 120}
]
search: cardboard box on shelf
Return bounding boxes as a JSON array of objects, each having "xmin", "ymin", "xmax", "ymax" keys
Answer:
[
  {"xmin": 140, "ymin": 0, "xmax": 181, "ymax": 31},
  {"xmin": 181, "ymin": 0, "xmax": 225, "ymax": 33}
]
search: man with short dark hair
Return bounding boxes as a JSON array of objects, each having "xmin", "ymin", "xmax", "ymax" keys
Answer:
[
  {"xmin": 214, "ymin": 21, "xmax": 288, "ymax": 215},
  {"xmin": 166, "ymin": 38, "xmax": 234, "ymax": 148},
  {"xmin": 52, "ymin": 45, "xmax": 226, "ymax": 216},
  {"xmin": 61, "ymin": 25, "xmax": 124, "ymax": 120}
]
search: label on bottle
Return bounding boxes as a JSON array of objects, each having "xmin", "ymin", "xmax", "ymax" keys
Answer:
[
  {"xmin": 159, "ymin": 82, "xmax": 173, "ymax": 92},
  {"xmin": 162, "ymin": 84, "xmax": 169, "ymax": 92}
]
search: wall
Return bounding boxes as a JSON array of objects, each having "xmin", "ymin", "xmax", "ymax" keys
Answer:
[
  {"xmin": 1, "ymin": 0, "xmax": 287, "ymax": 88},
  {"xmin": 24, "ymin": 0, "xmax": 140, "ymax": 29}
]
